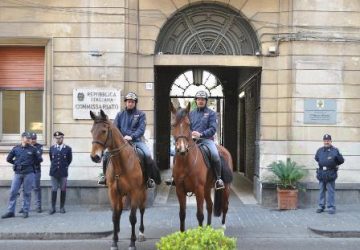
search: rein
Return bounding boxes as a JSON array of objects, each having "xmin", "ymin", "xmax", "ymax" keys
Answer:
[{"xmin": 92, "ymin": 120, "xmax": 129, "ymax": 156}]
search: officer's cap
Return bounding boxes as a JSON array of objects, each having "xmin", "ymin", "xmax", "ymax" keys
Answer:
[
  {"xmin": 323, "ymin": 134, "xmax": 332, "ymax": 140},
  {"xmin": 53, "ymin": 131, "xmax": 64, "ymax": 137},
  {"xmin": 21, "ymin": 131, "xmax": 31, "ymax": 139},
  {"xmin": 30, "ymin": 132, "xmax": 37, "ymax": 140}
]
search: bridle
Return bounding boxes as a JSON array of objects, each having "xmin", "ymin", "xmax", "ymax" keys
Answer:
[
  {"xmin": 91, "ymin": 120, "xmax": 128, "ymax": 156},
  {"xmin": 92, "ymin": 120, "xmax": 112, "ymax": 148}
]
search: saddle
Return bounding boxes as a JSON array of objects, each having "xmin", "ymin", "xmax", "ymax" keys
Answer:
[{"xmin": 197, "ymin": 142, "xmax": 233, "ymax": 184}]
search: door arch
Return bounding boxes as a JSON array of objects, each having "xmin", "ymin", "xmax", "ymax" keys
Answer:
[{"xmin": 155, "ymin": 2, "xmax": 260, "ymax": 55}]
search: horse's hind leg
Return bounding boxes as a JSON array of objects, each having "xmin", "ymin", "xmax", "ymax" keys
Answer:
[
  {"xmin": 221, "ymin": 185, "xmax": 230, "ymax": 230},
  {"xmin": 204, "ymin": 185, "xmax": 213, "ymax": 226},
  {"xmin": 138, "ymin": 191, "xmax": 146, "ymax": 242}
]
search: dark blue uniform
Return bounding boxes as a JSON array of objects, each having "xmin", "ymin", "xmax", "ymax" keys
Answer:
[
  {"xmin": 315, "ymin": 146, "xmax": 344, "ymax": 211},
  {"xmin": 113, "ymin": 108, "xmax": 154, "ymax": 185},
  {"xmin": 189, "ymin": 107, "xmax": 217, "ymax": 140},
  {"xmin": 32, "ymin": 143, "xmax": 43, "ymax": 210},
  {"xmin": 113, "ymin": 108, "xmax": 146, "ymax": 142},
  {"xmin": 7, "ymin": 144, "xmax": 42, "ymax": 174},
  {"xmin": 189, "ymin": 107, "xmax": 222, "ymax": 180},
  {"xmin": 6, "ymin": 144, "xmax": 42, "ymax": 214},
  {"xmin": 49, "ymin": 144, "xmax": 72, "ymax": 180}
]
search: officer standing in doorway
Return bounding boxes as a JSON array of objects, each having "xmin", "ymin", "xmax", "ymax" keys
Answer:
[
  {"xmin": 315, "ymin": 134, "xmax": 344, "ymax": 214},
  {"xmin": 1, "ymin": 132, "xmax": 42, "ymax": 219},
  {"xmin": 49, "ymin": 131, "xmax": 72, "ymax": 214}
]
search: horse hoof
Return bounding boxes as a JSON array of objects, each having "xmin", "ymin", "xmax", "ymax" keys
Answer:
[
  {"xmin": 110, "ymin": 246, "xmax": 118, "ymax": 250},
  {"xmin": 128, "ymin": 246, "xmax": 136, "ymax": 250},
  {"xmin": 138, "ymin": 232, "xmax": 146, "ymax": 242},
  {"xmin": 222, "ymin": 224, "xmax": 227, "ymax": 230}
]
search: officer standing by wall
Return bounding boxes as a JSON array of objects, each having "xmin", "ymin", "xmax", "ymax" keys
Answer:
[
  {"xmin": 1, "ymin": 132, "xmax": 42, "ymax": 219},
  {"xmin": 30, "ymin": 132, "xmax": 43, "ymax": 213},
  {"xmin": 315, "ymin": 134, "xmax": 345, "ymax": 214},
  {"xmin": 49, "ymin": 131, "xmax": 72, "ymax": 215}
]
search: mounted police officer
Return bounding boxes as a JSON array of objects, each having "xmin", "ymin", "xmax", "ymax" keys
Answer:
[
  {"xmin": 98, "ymin": 92, "xmax": 156, "ymax": 188},
  {"xmin": 49, "ymin": 131, "xmax": 72, "ymax": 214},
  {"xmin": 190, "ymin": 90, "xmax": 224, "ymax": 189},
  {"xmin": 1, "ymin": 132, "xmax": 42, "ymax": 219},
  {"xmin": 315, "ymin": 134, "xmax": 344, "ymax": 214},
  {"xmin": 165, "ymin": 90, "xmax": 225, "ymax": 189}
]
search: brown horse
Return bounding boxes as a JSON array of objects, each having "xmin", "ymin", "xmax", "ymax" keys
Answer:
[
  {"xmin": 170, "ymin": 102, "xmax": 233, "ymax": 232},
  {"xmin": 90, "ymin": 110, "xmax": 146, "ymax": 250}
]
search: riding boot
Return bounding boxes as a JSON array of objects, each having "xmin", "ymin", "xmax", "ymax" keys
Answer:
[
  {"xmin": 98, "ymin": 152, "xmax": 109, "ymax": 185},
  {"xmin": 213, "ymin": 162, "xmax": 224, "ymax": 190},
  {"xmin": 49, "ymin": 191, "xmax": 57, "ymax": 215},
  {"xmin": 165, "ymin": 177, "xmax": 175, "ymax": 186},
  {"xmin": 60, "ymin": 191, "xmax": 66, "ymax": 214}
]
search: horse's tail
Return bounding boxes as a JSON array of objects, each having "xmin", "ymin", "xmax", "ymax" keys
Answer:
[
  {"xmin": 149, "ymin": 158, "xmax": 162, "ymax": 185},
  {"xmin": 214, "ymin": 188, "xmax": 223, "ymax": 217},
  {"xmin": 214, "ymin": 145, "xmax": 233, "ymax": 217}
]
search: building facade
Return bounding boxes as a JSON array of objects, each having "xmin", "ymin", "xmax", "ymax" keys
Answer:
[{"xmin": 0, "ymin": 0, "xmax": 359, "ymax": 206}]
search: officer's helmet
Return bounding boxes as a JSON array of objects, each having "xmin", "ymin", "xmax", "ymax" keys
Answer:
[
  {"xmin": 194, "ymin": 90, "xmax": 208, "ymax": 100},
  {"xmin": 124, "ymin": 92, "xmax": 138, "ymax": 103}
]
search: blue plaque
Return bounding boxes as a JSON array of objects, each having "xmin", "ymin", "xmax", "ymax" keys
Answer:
[{"xmin": 304, "ymin": 99, "xmax": 337, "ymax": 124}]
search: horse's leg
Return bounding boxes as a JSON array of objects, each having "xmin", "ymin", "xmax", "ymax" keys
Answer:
[
  {"xmin": 110, "ymin": 195, "xmax": 122, "ymax": 250},
  {"xmin": 129, "ymin": 194, "xmax": 138, "ymax": 250},
  {"xmin": 176, "ymin": 188, "xmax": 187, "ymax": 232},
  {"xmin": 221, "ymin": 185, "xmax": 230, "ymax": 230},
  {"xmin": 138, "ymin": 190, "xmax": 146, "ymax": 242},
  {"xmin": 195, "ymin": 188, "xmax": 205, "ymax": 227},
  {"xmin": 204, "ymin": 183, "xmax": 213, "ymax": 226}
]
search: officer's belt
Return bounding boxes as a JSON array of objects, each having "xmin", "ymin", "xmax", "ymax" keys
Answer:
[{"xmin": 320, "ymin": 166, "xmax": 335, "ymax": 170}]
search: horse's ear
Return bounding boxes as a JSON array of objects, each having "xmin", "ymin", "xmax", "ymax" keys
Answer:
[
  {"xmin": 170, "ymin": 102, "xmax": 177, "ymax": 115},
  {"xmin": 90, "ymin": 110, "xmax": 96, "ymax": 120},
  {"xmin": 185, "ymin": 102, "xmax": 191, "ymax": 113},
  {"xmin": 100, "ymin": 109, "xmax": 108, "ymax": 120}
]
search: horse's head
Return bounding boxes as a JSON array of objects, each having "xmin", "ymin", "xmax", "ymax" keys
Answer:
[
  {"xmin": 90, "ymin": 109, "xmax": 111, "ymax": 163},
  {"xmin": 170, "ymin": 102, "xmax": 192, "ymax": 156}
]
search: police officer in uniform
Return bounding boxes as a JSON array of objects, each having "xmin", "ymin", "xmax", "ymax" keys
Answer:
[
  {"xmin": 49, "ymin": 131, "xmax": 72, "ymax": 214},
  {"xmin": 315, "ymin": 134, "xmax": 344, "ymax": 214},
  {"xmin": 165, "ymin": 90, "xmax": 225, "ymax": 189},
  {"xmin": 1, "ymin": 132, "xmax": 42, "ymax": 219},
  {"xmin": 30, "ymin": 132, "xmax": 43, "ymax": 213},
  {"xmin": 190, "ymin": 90, "xmax": 224, "ymax": 189},
  {"xmin": 98, "ymin": 92, "xmax": 155, "ymax": 188}
]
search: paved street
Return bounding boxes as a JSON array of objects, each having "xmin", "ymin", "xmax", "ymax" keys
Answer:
[{"xmin": 2, "ymin": 175, "xmax": 360, "ymax": 249}]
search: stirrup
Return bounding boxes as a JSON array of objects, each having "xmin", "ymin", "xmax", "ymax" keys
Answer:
[
  {"xmin": 215, "ymin": 179, "xmax": 225, "ymax": 190},
  {"xmin": 147, "ymin": 178, "xmax": 155, "ymax": 188},
  {"xmin": 97, "ymin": 176, "xmax": 106, "ymax": 185},
  {"xmin": 165, "ymin": 178, "xmax": 175, "ymax": 186}
]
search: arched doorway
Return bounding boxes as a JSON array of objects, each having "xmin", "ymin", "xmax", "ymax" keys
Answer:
[{"xmin": 154, "ymin": 3, "xmax": 261, "ymax": 184}]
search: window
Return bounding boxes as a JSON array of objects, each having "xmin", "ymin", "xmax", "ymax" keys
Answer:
[{"xmin": 0, "ymin": 47, "xmax": 45, "ymax": 142}]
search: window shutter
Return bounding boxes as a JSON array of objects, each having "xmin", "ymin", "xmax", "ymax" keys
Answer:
[{"xmin": 0, "ymin": 46, "xmax": 45, "ymax": 90}]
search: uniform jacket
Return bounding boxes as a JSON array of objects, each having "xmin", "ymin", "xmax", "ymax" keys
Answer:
[
  {"xmin": 113, "ymin": 108, "xmax": 146, "ymax": 142},
  {"xmin": 189, "ymin": 107, "xmax": 217, "ymax": 140},
  {"xmin": 49, "ymin": 144, "xmax": 72, "ymax": 178},
  {"xmin": 33, "ymin": 143, "xmax": 43, "ymax": 172},
  {"xmin": 7, "ymin": 144, "xmax": 42, "ymax": 174},
  {"xmin": 315, "ymin": 146, "xmax": 345, "ymax": 170}
]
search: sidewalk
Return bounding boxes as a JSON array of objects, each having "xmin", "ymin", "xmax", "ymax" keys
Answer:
[{"xmin": 1, "ymin": 190, "xmax": 360, "ymax": 240}]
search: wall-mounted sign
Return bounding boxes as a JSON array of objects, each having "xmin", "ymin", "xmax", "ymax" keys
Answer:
[
  {"xmin": 73, "ymin": 89, "xmax": 121, "ymax": 119},
  {"xmin": 304, "ymin": 99, "xmax": 337, "ymax": 124}
]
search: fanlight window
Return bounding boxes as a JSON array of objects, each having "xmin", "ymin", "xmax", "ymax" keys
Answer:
[{"xmin": 170, "ymin": 70, "xmax": 223, "ymax": 97}]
